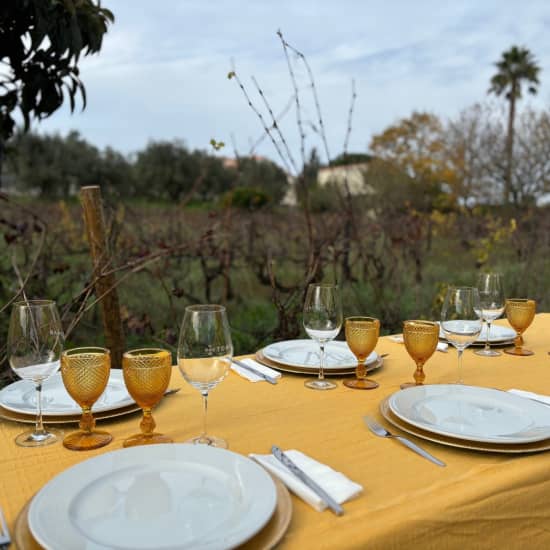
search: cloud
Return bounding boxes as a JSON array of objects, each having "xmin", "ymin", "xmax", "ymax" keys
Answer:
[{"xmin": 35, "ymin": 0, "xmax": 550, "ymax": 167}]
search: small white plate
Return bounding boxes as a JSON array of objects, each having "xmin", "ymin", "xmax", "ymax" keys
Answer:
[
  {"xmin": 0, "ymin": 371, "xmax": 134, "ymax": 416},
  {"xmin": 261, "ymin": 339, "xmax": 377, "ymax": 370},
  {"xmin": 389, "ymin": 385, "xmax": 550, "ymax": 444},
  {"xmin": 439, "ymin": 323, "xmax": 515, "ymax": 343},
  {"xmin": 28, "ymin": 444, "xmax": 277, "ymax": 550}
]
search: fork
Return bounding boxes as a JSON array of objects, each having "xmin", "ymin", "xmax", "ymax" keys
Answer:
[
  {"xmin": 363, "ymin": 416, "xmax": 446, "ymax": 467},
  {"xmin": 0, "ymin": 506, "xmax": 11, "ymax": 550}
]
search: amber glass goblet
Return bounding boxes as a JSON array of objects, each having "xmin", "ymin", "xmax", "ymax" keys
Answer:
[
  {"xmin": 401, "ymin": 321, "xmax": 439, "ymax": 389},
  {"xmin": 504, "ymin": 299, "xmax": 536, "ymax": 356},
  {"xmin": 61, "ymin": 347, "xmax": 112, "ymax": 451},
  {"xmin": 122, "ymin": 348, "xmax": 173, "ymax": 447},
  {"xmin": 344, "ymin": 317, "xmax": 380, "ymax": 390}
]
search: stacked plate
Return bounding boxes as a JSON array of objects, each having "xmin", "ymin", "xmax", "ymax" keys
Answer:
[
  {"xmin": 256, "ymin": 339, "xmax": 383, "ymax": 375},
  {"xmin": 380, "ymin": 384, "xmax": 550, "ymax": 453},
  {"xmin": 439, "ymin": 324, "xmax": 516, "ymax": 347},
  {"xmin": 22, "ymin": 444, "xmax": 291, "ymax": 549},
  {"xmin": 0, "ymin": 371, "xmax": 139, "ymax": 424}
]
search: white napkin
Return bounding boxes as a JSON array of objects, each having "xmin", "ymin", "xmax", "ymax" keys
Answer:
[
  {"xmin": 230, "ymin": 358, "xmax": 282, "ymax": 382},
  {"xmin": 508, "ymin": 389, "xmax": 550, "ymax": 405},
  {"xmin": 249, "ymin": 450, "xmax": 362, "ymax": 512},
  {"xmin": 389, "ymin": 335, "xmax": 448, "ymax": 352}
]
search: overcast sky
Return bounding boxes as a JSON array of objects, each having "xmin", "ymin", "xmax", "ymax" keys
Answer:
[{"xmin": 37, "ymin": 0, "xmax": 550, "ymax": 169}]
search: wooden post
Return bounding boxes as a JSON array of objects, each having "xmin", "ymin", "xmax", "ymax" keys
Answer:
[{"xmin": 80, "ymin": 186, "xmax": 125, "ymax": 369}]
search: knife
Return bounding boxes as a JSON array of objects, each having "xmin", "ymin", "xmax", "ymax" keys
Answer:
[
  {"xmin": 230, "ymin": 358, "xmax": 278, "ymax": 385},
  {"xmin": 271, "ymin": 445, "xmax": 344, "ymax": 516}
]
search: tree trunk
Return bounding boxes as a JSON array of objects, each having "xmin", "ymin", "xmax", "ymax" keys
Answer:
[
  {"xmin": 80, "ymin": 186, "xmax": 126, "ymax": 369},
  {"xmin": 505, "ymin": 87, "xmax": 516, "ymax": 204}
]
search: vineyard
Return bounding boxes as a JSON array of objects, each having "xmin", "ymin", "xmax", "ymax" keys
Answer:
[{"xmin": 2, "ymin": 191, "xmax": 549, "ymax": 388}]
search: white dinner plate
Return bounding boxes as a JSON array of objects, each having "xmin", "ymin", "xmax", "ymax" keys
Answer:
[
  {"xmin": 389, "ymin": 385, "xmax": 550, "ymax": 444},
  {"xmin": 439, "ymin": 323, "xmax": 515, "ymax": 344},
  {"xmin": 28, "ymin": 444, "xmax": 277, "ymax": 550},
  {"xmin": 0, "ymin": 370, "xmax": 134, "ymax": 416},
  {"xmin": 261, "ymin": 339, "xmax": 377, "ymax": 370}
]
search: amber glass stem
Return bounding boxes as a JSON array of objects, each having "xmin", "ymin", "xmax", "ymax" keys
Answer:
[
  {"xmin": 413, "ymin": 361, "xmax": 426, "ymax": 385},
  {"xmin": 140, "ymin": 408, "xmax": 156, "ymax": 436},
  {"xmin": 514, "ymin": 333, "xmax": 523, "ymax": 353},
  {"xmin": 356, "ymin": 360, "xmax": 366, "ymax": 380},
  {"xmin": 79, "ymin": 407, "xmax": 95, "ymax": 433}
]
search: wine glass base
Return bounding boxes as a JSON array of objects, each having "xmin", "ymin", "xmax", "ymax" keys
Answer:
[
  {"xmin": 304, "ymin": 379, "xmax": 337, "ymax": 390},
  {"xmin": 15, "ymin": 427, "xmax": 62, "ymax": 447},
  {"xmin": 186, "ymin": 435, "xmax": 228, "ymax": 449},
  {"xmin": 123, "ymin": 432, "xmax": 173, "ymax": 448},
  {"xmin": 400, "ymin": 382, "xmax": 422, "ymax": 390},
  {"xmin": 475, "ymin": 349, "xmax": 501, "ymax": 357},
  {"xmin": 474, "ymin": 349, "xmax": 502, "ymax": 357},
  {"xmin": 504, "ymin": 348, "xmax": 534, "ymax": 356},
  {"xmin": 63, "ymin": 430, "xmax": 113, "ymax": 451},
  {"xmin": 343, "ymin": 378, "xmax": 379, "ymax": 390}
]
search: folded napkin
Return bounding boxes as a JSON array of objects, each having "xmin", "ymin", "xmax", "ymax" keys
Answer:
[
  {"xmin": 389, "ymin": 335, "xmax": 448, "ymax": 352},
  {"xmin": 250, "ymin": 449, "xmax": 362, "ymax": 512},
  {"xmin": 508, "ymin": 389, "xmax": 550, "ymax": 405},
  {"xmin": 230, "ymin": 358, "xmax": 281, "ymax": 382}
]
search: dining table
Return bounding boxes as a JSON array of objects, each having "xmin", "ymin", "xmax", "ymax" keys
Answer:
[{"xmin": 1, "ymin": 313, "xmax": 550, "ymax": 549}]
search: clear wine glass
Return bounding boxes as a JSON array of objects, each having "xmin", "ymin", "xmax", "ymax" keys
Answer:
[
  {"xmin": 441, "ymin": 287, "xmax": 482, "ymax": 384},
  {"xmin": 474, "ymin": 273, "xmax": 505, "ymax": 357},
  {"xmin": 302, "ymin": 283, "xmax": 343, "ymax": 391},
  {"xmin": 177, "ymin": 304, "xmax": 233, "ymax": 448},
  {"xmin": 7, "ymin": 299, "xmax": 64, "ymax": 447}
]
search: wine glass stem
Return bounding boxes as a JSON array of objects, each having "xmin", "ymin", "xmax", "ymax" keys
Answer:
[
  {"xmin": 318, "ymin": 343, "xmax": 326, "ymax": 381},
  {"xmin": 201, "ymin": 390, "xmax": 209, "ymax": 439},
  {"xmin": 484, "ymin": 321, "xmax": 492, "ymax": 352},
  {"xmin": 140, "ymin": 408, "xmax": 155, "ymax": 435},
  {"xmin": 457, "ymin": 349, "xmax": 464, "ymax": 384},
  {"xmin": 80, "ymin": 407, "xmax": 94, "ymax": 433},
  {"xmin": 514, "ymin": 333, "xmax": 522, "ymax": 352},
  {"xmin": 34, "ymin": 382, "xmax": 46, "ymax": 435},
  {"xmin": 357, "ymin": 360, "xmax": 366, "ymax": 380}
]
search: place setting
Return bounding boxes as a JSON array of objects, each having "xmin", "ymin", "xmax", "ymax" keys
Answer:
[
  {"xmin": 254, "ymin": 283, "xmax": 385, "ymax": 390},
  {"xmin": 13, "ymin": 442, "xmax": 295, "ymax": 550},
  {"xmin": 6, "ymin": 302, "xmax": 296, "ymax": 549},
  {"xmin": 0, "ymin": 367, "xmax": 140, "ymax": 425},
  {"xmin": 371, "ymin": 281, "xmax": 550, "ymax": 458}
]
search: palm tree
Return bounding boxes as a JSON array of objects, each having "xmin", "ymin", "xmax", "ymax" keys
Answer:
[{"xmin": 488, "ymin": 46, "xmax": 540, "ymax": 204}]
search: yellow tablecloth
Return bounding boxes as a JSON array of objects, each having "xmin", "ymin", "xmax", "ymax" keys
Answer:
[{"xmin": 2, "ymin": 314, "xmax": 550, "ymax": 549}]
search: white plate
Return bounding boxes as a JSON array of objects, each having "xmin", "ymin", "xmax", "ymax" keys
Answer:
[
  {"xmin": 0, "ymin": 371, "xmax": 134, "ymax": 416},
  {"xmin": 261, "ymin": 339, "xmax": 377, "ymax": 370},
  {"xmin": 28, "ymin": 444, "xmax": 277, "ymax": 550},
  {"xmin": 439, "ymin": 323, "xmax": 515, "ymax": 343},
  {"xmin": 389, "ymin": 385, "xmax": 550, "ymax": 444}
]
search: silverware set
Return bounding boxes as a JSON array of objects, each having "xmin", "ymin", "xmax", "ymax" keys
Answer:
[
  {"xmin": 230, "ymin": 358, "xmax": 278, "ymax": 384},
  {"xmin": 271, "ymin": 445, "xmax": 344, "ymax": 516}
]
